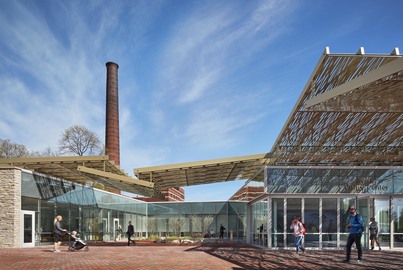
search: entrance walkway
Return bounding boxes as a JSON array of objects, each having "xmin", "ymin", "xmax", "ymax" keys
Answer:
[{"xmin": 0, "ymin": 241, "xmax": 401, "ymax": 269}]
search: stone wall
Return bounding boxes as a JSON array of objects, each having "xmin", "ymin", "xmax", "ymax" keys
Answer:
[{"xmin": 0, "ymin": 168, "xmax": 22, "ymax": 248}]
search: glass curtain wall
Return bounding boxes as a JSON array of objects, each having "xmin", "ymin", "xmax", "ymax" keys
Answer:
[
  {"xmin": 251, "ymin": 167, "xmax": 403, "ymax": 249},
  {"xmin": 21, "ymin": 170, "xmax": 248, "ymax": 246},
  {"xmin": 251, "ymin": 200, "xmax": 267, "ymax": 246},
  {"xmin": 147, "ymin": 201, "xmax": 246, "ymax": 241},
  {"xmin": 252, "ymin": 195, "xmax": 403, "ymax": 249},
  {"xmin": 21, "ymin": 171, "xmax": 147, "ymax": 245}
]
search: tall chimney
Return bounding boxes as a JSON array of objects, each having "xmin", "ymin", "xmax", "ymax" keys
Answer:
[{"xmin": 105, "ymin": 62, "xmax": 120, "ymax": 166}]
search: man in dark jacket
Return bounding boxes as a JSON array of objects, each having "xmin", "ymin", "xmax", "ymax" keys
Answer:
[
  {"xmin": 126, "ymin": 221, "xmax": 136, "ymax": 246},
  {"xmin": 219, "ymin": 224, "xmax": 226, "ymax": 239}
]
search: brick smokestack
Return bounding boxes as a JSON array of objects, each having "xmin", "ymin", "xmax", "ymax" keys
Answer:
[{"xmin": 105, "ymin": 62, "xmax": 120, "ymax": 166}]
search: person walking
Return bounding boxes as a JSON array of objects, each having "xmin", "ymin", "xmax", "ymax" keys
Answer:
[
  {"xmin": 344, "ymin": 206, "xmax": 364, "ymax": 263},
  {"xmin": 369, "ymin": 217, "xmax": 381, "ymax": 250},
  {"xmin": 53, "ymin": 215, "xmax": 67, "ymax": 252},
  {"xmin": 219, "ymin": 224, "xmax": 226, "ymax": 239},
  {"xmin": 259, "ymin": 223, "xmax": 264, "ymax": 241},
  {"xmin": 327, "ymin": 219, "xmax": 334, "ymax": 241},
  {"xmin": 290, "ymin": 216, "xmax": 305, "ymax": 254},
  {"xmin": 116, "ymin": 225, "xmax": 123, "ymax": 241},
  {"xmin": 126, "ymin": 221, "xmax": 136, "ymax": 246}
]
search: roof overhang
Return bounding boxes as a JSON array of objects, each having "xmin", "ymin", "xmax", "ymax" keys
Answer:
[
  {"xmin": 134, "ymin": 153, "xmax": 271, "ymax": 189},
  {"xmin": 270, "ymin": 47, "xmax": 403, "ymax": 166},
  {"xmin": 0, "ymin": 155, "xmax": 159, "ymax": 198}
]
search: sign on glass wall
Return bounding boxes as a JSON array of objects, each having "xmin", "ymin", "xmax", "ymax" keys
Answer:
[{"xmin": 265, "ymin": 167, "xmax": 403, "ymax": 194}]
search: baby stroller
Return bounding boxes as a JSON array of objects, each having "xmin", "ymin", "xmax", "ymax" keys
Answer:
[{"xmin": 67, "ymin": 231, "xmax": 89, "ymax": 251}]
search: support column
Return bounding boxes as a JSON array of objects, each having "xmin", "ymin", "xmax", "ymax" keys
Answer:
[{"xmin": 0, "ymin": 168, "xmax": 22, "ymax": 247}]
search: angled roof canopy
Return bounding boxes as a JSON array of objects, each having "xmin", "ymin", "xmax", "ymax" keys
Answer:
[
  {"xmin": 134, "ymin": 153, "xmax": 270, "ymax": 190},
  {"xmin": 271, "ymin": 47, "xmax": 403, "ymax": 166},
  {"xmin": 0, "ymin": 155, "xmax": 163, "ymax": 199}
]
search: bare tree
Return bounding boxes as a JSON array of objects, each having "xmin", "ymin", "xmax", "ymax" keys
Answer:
[
  {"xmin": 169, "ymin": 216, "xmax": 185, "ymax": 239},
  {"xmin": 147, "ymin": 217, "xmax": 158, "ymax": 237},
  {"xmin": 29, "ymin": 147, "xmax": 61, "ymax": 157},
  {"xmin": 188, "ymin": 214, "xmax": 214, "ymax": 237},
  {"xmin": 58, "ymin": 125, "xmax": 102, "ymax": 156},
  {"xmin": 189, "ymin": 215, "xmax": 202, "ymax": 232},
  {"xmin": 202, "ymin": 215, "xmax": 214, "ymax": 234},
  {"xmin": 0, "ymin": 139, "xmax": 30, "ymax": 158},
  {"xmin": 38, "ymin": 147, "xmax": 60, "ymax": 157}
]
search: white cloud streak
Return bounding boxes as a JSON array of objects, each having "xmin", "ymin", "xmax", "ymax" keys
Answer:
[
  {"xmin": 0, "ymin": 0, "xmax": 296, "ymax": 173},
  {"xmin": 0, "ymin": 1, "xmax": 112, "ymax": 150},
  {"xmin": 157, "ymin": 1, "xmax": 294, "ymax": 104},
  {"xmin": 138, "ymin": 0, "xmax": 297, "ymax": 161}
]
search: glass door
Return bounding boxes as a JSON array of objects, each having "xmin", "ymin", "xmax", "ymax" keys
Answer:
[
  {"xmin": 392, "ymin": 198, "xmax": 403, "ymax": 248},
  {"xmin": 374, "ymin": 198, "xmax": 390, "ymax": 248},
  {"xmin": 304, "ymin": 198, "xmax": 319, "ymax": 248},
  {"xmin": 322, "ymin": 198, "xmax": 337, "ymax": 248},
  {"xmin": 357, "ymin": 197, "xmax": 370, "ymax": 249},
  {"xmin": 21, "ymin": 210, "xmax": 35, "ymax": 247},
  {"xmin": 102, "ymin": 218, "xmax": 109, "ymax": 241},
  {"xmin": 113, "ymin": 218, "xmax": 121, "ymax": 241},
  {"xmin": 270, "ymin": 198, "xmax": 284, "ymax": 248}
]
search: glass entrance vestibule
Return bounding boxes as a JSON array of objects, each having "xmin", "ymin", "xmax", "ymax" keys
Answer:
[
  {"xmin": 250, "ymin": 195, "xmax": 403, "ymax": 249},
  {"xmin": 248, "ymin": 166, "xmax": 403, "ymax": 249}
]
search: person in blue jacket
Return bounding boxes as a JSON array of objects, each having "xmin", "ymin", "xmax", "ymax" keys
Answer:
[{"xmin": 344, "ymin": 206, "xmax": 364, "ymax": 263}]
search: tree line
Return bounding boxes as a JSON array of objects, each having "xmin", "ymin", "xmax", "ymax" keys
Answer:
[{"xmin": 0, "ymin": 125, "xmax": 103, "ymax": 158}]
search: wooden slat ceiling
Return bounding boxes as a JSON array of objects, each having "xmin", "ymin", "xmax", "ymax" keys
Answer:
[
  {"xmin": 134, "ymin": 154, "xmax": 270, "ymax": 190},
  {"xmin": 271, "ymin": 48, "xmax": 403, "ymax": 166}
]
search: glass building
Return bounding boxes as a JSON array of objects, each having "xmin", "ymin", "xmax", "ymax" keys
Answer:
[
  {"xmin": 248, "ymin": 166, "xmax": 403, "ymax": 249},
  {"xmin": 19, "ymin": 170, "xmax": 247, "ymax": 247}
]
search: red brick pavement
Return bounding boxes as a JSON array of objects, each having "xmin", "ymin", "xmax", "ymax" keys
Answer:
[{"xmin": 0, "ymin": 241, "xmax": 401, "ymax": 269}]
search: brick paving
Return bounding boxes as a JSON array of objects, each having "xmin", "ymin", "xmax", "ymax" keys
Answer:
[{"xmin": 0, "ymin": 241, "xmax": 402, "ymax": 269}]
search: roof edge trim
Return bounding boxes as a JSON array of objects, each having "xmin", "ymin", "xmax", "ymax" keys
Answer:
[
  {"xmin": 134, "ymin": 153, "xmax": 267, "ymax": 174},
  {"xmin": 77, "ymin": 166, "xmax": 154, "ymax": 188}
]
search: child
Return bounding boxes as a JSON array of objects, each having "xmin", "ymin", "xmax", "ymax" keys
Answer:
[
  {"xmin": 70, "ymin": 230, "xmax": 78, "ymax": 240},
  {"xmin": 68, "ymin": 230, "xmax": 89, "ymax": 251}
]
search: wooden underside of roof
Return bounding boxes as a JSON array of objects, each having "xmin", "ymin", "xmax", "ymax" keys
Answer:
[
  {"xmin": 271, "ymin": 49, "xmax": 403, "ymax": 166},
  {"xmin": 134, "ymin": 154, "xmax": 269, "ymax": 190}
]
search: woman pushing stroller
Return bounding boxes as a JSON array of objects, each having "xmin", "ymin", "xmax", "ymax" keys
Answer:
[
  {"xmin": 53, "ymin": 215, "xmax": 67, "ymax": 252},
  {"xmin": 53, "ymin": 214, "xmax": 88, "ymax": 252}
]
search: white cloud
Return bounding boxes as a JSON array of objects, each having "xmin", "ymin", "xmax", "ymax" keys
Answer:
[
  {"xmin": 155, "ymin": 0, "xmax": 295, "ymax": 104},
  {"xmin": 0, "ymin": 1, "xmax": 109, "ymax": 152}
]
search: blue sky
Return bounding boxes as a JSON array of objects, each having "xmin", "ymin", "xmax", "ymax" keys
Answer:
[{"xmin": 1, "ymin": 0, "xmax": 403, "ymax": 201}]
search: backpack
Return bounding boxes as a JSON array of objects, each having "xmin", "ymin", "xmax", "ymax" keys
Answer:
[
  {"xmin": 299, "ymin": 222, "xmax": 306, "ymax": 235},
  {"xmin": 355, "ymin": 214, "xmax": 365, "ymax": 231}
]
